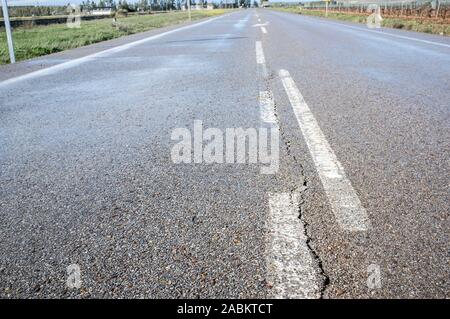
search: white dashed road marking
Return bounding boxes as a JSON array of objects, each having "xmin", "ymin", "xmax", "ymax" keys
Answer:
[
  {"xmin": 256, "ymin": 41, "xmax": 274, "ymax": 125},
  {"xmin": 279, "ymin": 69, "xmax": 371, "ymax": 231},
  {"xmin": 255, "ymin": 41, "xmax": 268, "ymax": 79},
  {"xmin": 255, "ymin": 41, "xmax": 266, "ymax": 64},
  {"xmin": 261, "ymin": 26, "xmax": 268, "ymax": 34},
  {"xmin": 259, "ymin": 91, "xmax": 276, "ymax": 124},
  {"xmin": 266, "ymin": 192, "xmax": 321, "ymax": 299}
]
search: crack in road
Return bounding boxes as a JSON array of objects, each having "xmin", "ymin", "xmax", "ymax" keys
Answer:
[
  {"xmin": 293, "ymin": 187, "xmax": 330, "ymax": 298},
  {"xmin": 268, "ymin": 69, "xmax": 330, "ymax": 298}
]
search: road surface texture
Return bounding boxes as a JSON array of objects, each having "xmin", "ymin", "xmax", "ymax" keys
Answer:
[{"xmin": 0, "ymin": 9, "xmax": 449, "ymax": 298}]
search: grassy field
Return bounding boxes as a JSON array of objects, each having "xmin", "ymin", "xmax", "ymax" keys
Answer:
[
  {"xmin": 271, "ymin": 7, "xmax": 450, "ymax": 36},
  {"xmin": 0, "ymin": 10, "xmax": 228, "ymax": 64}
]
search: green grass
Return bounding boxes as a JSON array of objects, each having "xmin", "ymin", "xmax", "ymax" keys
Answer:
[
  {"xmin": 271, "ymin": 7, "xmax": 450, "ymax": 36},
  {"xmin": 0, "ymin": 10, "xmax": 229, "ymax": 64}
]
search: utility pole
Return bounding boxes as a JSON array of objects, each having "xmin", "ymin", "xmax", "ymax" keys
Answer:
[
  {"xmin": 436, "ymin": 0, "xmax": 441, "ymax": 18},
  {"xmin": 1, "ymin": 0, "xmax": 15, "ymax": 63},
  {"xmin": 187, "ymin": 0, "xmax": 191, "ymax": 21}
]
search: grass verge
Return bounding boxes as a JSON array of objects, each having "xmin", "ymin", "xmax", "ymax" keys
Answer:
[
  {"xmin": 0, "ymin": 10, "xmax": 229, "ymax": 64},
  {"xmin": 271, "ymin": 7, "xmax": 450, "ymax": 36}
]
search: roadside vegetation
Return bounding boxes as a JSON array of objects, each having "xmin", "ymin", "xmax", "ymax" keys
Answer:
[
  {"xmin": 0, "ymin": 10, "xmax": 228, "ymax": 64},
  {"xmin": 271, "ymin": 6, "xmax": 450, "ymax": 36}
]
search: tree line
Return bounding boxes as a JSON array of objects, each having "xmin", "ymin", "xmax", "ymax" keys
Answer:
[{"xmin": 1, "ymin": 0, "xmax": 257, "ymax": 18}]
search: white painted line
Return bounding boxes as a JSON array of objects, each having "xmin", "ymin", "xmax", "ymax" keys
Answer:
[
  {"xmin": 337, "ymin": 23, "xmax": 450, "ymax": 49},
  {"xmin": 331, "ymin": 21, "xmax": 450, "ymax": 49},
  {"xmin": 261, "ymin": 26, "xmax": 268, "ymax": 34},
  {"xmin": 279, "ymin": 69, "xmax": 370, "ymax": 231},
  {"xmin": 292, "ymin": 13, "xmax": 450, "ymax": 49},
  {"xmin": 266, "ymin": 192, "xmax": 321, "ymax": 299},
  {"xmin": 258, "ymin": 18, "xmax": 262, "ymax": 22},
  {"xmin": 255, "ymin": 41, "xmax": 269, "ymax": 83},
  {"xmin": 252, "ymin": 22, "xmax": 269, "ymax": 27},
  {"xmin": 255, "ymin": 41, "xmax": 266, "ymax": 64},
  {"xmin": 0, "ymin": 14, "xmax": 227, "ymax": 89},
  {"xmin": 259, "ymin": 90, "xmax": 276, "ymax": 124},
  {"xmin": 255, "ymin": 41, "xmax": 268, "ymax": 79}
]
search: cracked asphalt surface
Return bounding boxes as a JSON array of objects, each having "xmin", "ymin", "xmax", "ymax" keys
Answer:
[{"xmin": 0, "ymin": 9, "xmax": 449, "ymax": 298}]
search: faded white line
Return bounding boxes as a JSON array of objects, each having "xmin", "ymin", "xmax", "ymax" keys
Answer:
[
  {"xmin": 283, "ymin": 12, "xmax": 450, "ymax": 49},
  {"xmin": 0, "ymin": 14, "xmax": 228, "ymax": 89},
  {"xmin": 266, "ymin": 192, "xmax": 321, "ymax": 299},
  {"xmin": 259, "ymin": 90, "xmax": 276, "ymax": 124},
  {"xmin": 279, "ymin": 69, "xmax": 370, "ymax": 231},
  {"xmin": 234, "ymin": 15, "xmax": 250, "ymax": 29},
  {"xmin": 255, "ymin": 41, "xmax": 268, "ymax": 78},
  {"xmin": 255, "ymin": 41, "xmax": 266, "ymax": 64},
  {"xmin": 328, "ymin": 20, "xmax": 450, "ymax": 49},
  {"xmin": 261, "ymin": 26, "xmax": 268, "ymax": 34}
]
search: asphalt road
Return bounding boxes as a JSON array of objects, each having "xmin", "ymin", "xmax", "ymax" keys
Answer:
[{"xmin": 0, "ymin": 9, "xmax": 449, "ymax": 298}]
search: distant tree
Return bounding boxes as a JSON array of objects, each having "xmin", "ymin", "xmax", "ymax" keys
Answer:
[
  {"xmin": 105, "ymin": 0, "xmax": 117, "ymax": 8},
  {"xmin": 119, "ymin": 0, "xmax": 130, "ymax": 10}
]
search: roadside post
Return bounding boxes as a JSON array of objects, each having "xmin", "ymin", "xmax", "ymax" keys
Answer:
[
  {"xmin": 325, "ymin": 0, "xmax": 329, "ymax": 17},
  {"xmin": 188, "ymin": 0, "xmax": 191, "ymax": 21},
  {"xmin": 1, "ymin": 0, "xmax": 15, "ymax": 63}
]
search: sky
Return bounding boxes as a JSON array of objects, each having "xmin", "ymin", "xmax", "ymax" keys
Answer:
[
  {"xmin": 2, "ymin": 0, "xmax": 267, "ymax": 6},
  {"xmin": 1, "ymin": 0, "xmax": 419, "ymax": 8},
  {"xmin": 1, "ymin": 0, "xmax": 423, "ymax": 6},
  {"xmin": 5, "ymin": 0, "xmax": 278, "ymax": 7}
]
